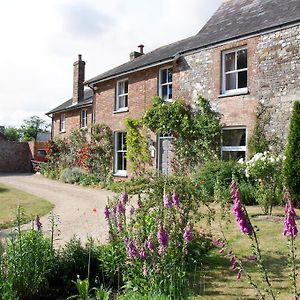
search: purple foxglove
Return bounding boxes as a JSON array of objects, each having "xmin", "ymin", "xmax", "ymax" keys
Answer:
[
  {"xmin": 163, "ymin": 194, "xmax": 172, "ymax": 209},
  {"xmin": 35, "ymin": 215, "xmax": 42, "ymax": 231},
  {"xmin": 172, "ymin": 191, "xmax": 180, "ymax": 208},
  {"xmin": 231, "ymin": 181, "xmax": 253, "ymax": 235},
  {"xmin": 104, "ymin": 206, "xmax": 110, "ymax": 220},
  {"xmin": 121, "ymin": 192, "xmax": 128, "ymax": 205},
  {"xmin": 283, "ymin": 191, "xmax": 298, "ymax": 238},
  {"xmin": 183, "ymin": 223, "xmax": 193, "ymax": 242}
]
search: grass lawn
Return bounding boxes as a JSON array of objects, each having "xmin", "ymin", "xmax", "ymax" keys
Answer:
[
  {"xmin": 193, "ymin": 205, "xmax": 299, "ymax": 300},
  {"xmin": 0, "ymin": 182, "xmax": 54, "ymax": 229}
]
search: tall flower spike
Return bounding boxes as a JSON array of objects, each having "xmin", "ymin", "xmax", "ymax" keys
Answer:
[
  {"xmin": 104, "ymin": 206, "xmax": 110, "ymax": 220},
  {"xmin": 172, "ymin": 191, "xmax": 180, "ymax": 208},
  {"xmin": 35, "ymin": 215, "xmax": 42, "ymax": 231},
  {"xmin": 157, "ymin": 224, "xmax": 169, "ymax": 255},
  {"xmin": 116, "ymin": 201, "xmax": 125, "ymax": 215},
  {"xmin": 231, "ymin": 181, "xmax": 253, "ymax": 235},
  {"xmin": 283, "ymin": 191, "xmax": 298, "ymax": 238},
  {"xmin": 121, "ymin": 192, "xmax": 128, "ymax": 205},
  {"xmin": 183, "ymin": 223, "xmax": 193, "ymax": 242},
  {"xmin": 163, "ymin": 194, "xmax": 172, "ymax": 209}
]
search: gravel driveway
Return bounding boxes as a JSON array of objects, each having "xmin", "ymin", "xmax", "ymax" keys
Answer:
[{"xmin": 0, "ymin": 173, "xmax": 115, "ymax": 247}]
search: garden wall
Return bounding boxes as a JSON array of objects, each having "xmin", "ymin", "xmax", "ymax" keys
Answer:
[{"xmin": 0, "ymin": 139, "xmax": 33, "ymax": 172}]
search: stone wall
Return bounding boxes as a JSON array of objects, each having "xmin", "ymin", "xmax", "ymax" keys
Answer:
[
  {"xmin": 0, "ymin": 140, "xmax": 32, "ymax": 172},
  {"xmin": 178, "ymin": 24, "xmax": 300, "ymax": 153},
  {"xmin": 256, "ymin": 24, "xmax": 300, "ymax": 147}
]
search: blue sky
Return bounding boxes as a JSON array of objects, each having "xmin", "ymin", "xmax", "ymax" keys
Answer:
[{"xmin": 0, "ymin": 0, "xmax": 222, "ymax": 127}]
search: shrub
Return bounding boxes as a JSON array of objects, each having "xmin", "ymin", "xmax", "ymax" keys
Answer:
[
  {"xmin": 283, "ymin": 100, "xmax": 300, "ymax": 203},
  {"xmin": 60, "ymin": 167, "xmax": 85, "ymax": 184},
  {"xmin": 245, "ymin": 152, "xmax": 284, "ymax": 214},
  {"xmin": 5, "ymin": 229, "xmax": 54, "ymax": 299},
  {"xmin": 192, "ymin": 160, "xmax": 249, "ymax": 200},
  {"xmin": 50, "ymin": 237, "xmax": 103, "ymax": 294}
]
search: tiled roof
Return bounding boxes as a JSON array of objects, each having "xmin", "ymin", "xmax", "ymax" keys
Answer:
[
  {"xmin": 46, "ymin": 89, "xmax": 93, "ymax": 115},
  {"xmin": 85, "ymin": 0, "xmax": 300, "ymax": 85}
]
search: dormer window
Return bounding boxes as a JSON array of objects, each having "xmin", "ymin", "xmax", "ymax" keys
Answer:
[
  {"xmin": 222, "ymin": 48, "xmax": 247, "ymax": 95},
  {"xmin": 159, "ymin": 67, "xmax": 173, "ymax": 101}
]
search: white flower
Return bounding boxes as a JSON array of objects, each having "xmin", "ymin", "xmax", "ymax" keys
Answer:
[{"xmin": 238, "ymin": 158, "xmax": 244, "ymax": 164}]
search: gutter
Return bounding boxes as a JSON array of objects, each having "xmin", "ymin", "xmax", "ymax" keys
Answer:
[
  {"xmin": 45, "ymin": 100, "xmax": 93, "ymax": 116},
  {"xmin": 85, "ymin": 58, "xmax": 174, "ymax": 86}
]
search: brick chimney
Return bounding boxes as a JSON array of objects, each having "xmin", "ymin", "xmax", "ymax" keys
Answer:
[
  {"xmin": 130, "ymin": 44, "xmax": 144, "ymax": 61},
  {"xmin": 73, "ymin": 54, "xmax": 85, "ymax": 105}
]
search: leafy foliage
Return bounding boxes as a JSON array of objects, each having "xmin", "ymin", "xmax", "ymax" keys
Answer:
[
  {"xmin": 3, "ymin": 126, "xmax": 20, "ymax": 142},
  {"xmin": 124, "ymin": 118, "xmax": 150, "ymax": 175},
  {"xmin": 283, "ymin": 100, "xmax": 300, "ymax": 203},
  {"xmin": 20, "ymin": 115, "xmax": 49, "ymax": 141},
  {"xmin": 142, "ymin": 96, "xmax": 221, "ymax": 174}
]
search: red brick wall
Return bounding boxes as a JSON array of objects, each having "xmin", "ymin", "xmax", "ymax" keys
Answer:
[
  {"xmin": 52, "ymin": 106, "xmax": 92, "ymax": 139},
  {"xmin": 0, "ymin": 141, "xmax": 32, "ymax": 172}
]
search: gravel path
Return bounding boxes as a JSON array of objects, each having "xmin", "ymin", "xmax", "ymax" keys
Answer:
[{"xmin": 0, "ymin": 173, "xmax": 115, "ymax": 247}]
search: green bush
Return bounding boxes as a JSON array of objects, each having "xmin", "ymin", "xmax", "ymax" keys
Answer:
[
  {"xmin": 60, "ymin": 167, "xmax": 85, "ymax": 184},
  {"xmin": 5, "ymin": 229, "xmax": 54, "ymax": 299},
  {"xmin": 283, "ymin": 100, "xmax": 300, "ymax": 203},
  {"xmin": 193, "ymin": 160, "xmax": 247, "ymax": 195},
  {"xmin": 49, "ymin": 237, "xmax": 103, "ymax": 294}
]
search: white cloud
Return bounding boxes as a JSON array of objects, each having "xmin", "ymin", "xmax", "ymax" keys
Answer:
[{"xmin": 0, "ymin": 0, "xmax": 222, "ymax": 127}]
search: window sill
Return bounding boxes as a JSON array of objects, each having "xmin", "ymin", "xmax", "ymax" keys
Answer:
[
  {"xmin": 219, "ymin": 89, "xmax": 249, "ymax": 98},
  {"xmin": 113, "ymin": 173, "xmax": 128, "ymax": 178},
  {"xmin": 113, "ymin": 108, "xmax": 129, "ymax": 114},
  {"xmin": 59, "ymin": 130, "xmax": 66, "ymax": 134}
]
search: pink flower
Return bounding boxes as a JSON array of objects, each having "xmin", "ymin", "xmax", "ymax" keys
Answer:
[
  {"xmin": 163, "ymin": 194, "xmax": 172, "ymax": 209},
  {"xmin": 172, "ymin": 191, "xmax": 180, "ymax": 208},
  {"xmin": 104, "ymin": 206, "xmax": 110, "ymax": 219},
  {"xmin": 183, "ymin": 223, "xmax": 193, "ymax": 242},
  {"xmin": 283, "ymin": 191, "xmax": 298, "ymax": 238},
  {"xmin": 231, "ymin": 181, "xmax": 253, "ymax": 235},
  {"xmin": 237, "ymin": 270, "xmax": 241, "ymax": 280}
]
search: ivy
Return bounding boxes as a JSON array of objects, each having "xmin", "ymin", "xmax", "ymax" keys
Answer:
[
  {"xmin": 124, "ymin": 118, "xmax": 150, "ymax": 175},
  {"xmin": 125, "ymin": 96, "xmax": 221, "ymax": 175}
]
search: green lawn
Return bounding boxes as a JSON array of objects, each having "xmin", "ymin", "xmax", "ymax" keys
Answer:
[
  {"xmin": 193, "ymin": 205, "xmax": 299, "ymax": 300},
  {"xmin": 0, "ymin": 182, "xmax": 54, "ymax": 229}
]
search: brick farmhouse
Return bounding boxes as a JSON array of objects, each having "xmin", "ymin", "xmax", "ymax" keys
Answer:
[{"xmin": 47, "ymin": 0, "xmax": 300, "ymax": 177}]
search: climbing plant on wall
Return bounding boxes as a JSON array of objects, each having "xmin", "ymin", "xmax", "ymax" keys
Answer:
[
  {"xmin": 124, "ymin": 118, "xmax": 150, "ymax": 175},
  {"xmin": 125, "ymin": 96, "xmax": 221, "ymax": 175}
]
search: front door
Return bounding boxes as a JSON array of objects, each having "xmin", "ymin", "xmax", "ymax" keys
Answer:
[{"xmin": 158, "ymin": 137, "xmax": 173, "ymax": 175}]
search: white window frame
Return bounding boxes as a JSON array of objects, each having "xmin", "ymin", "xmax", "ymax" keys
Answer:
[
  {"xmin": 221, "ymin": 127, "xmax": 247, "ymax": 159},
  {"xmin": 81, "ymin": 109, "xmax": 87, "ymax": 128},
  {"xmin": 159, "ymin": 66, "xmax": 173, "ymax": 102},
  {"xmin": 115, "ymin": 79, "xmax": 128, "ymax": 112},
  {"xmin": 59, "ymin": 113, "xmax": 65, "ymax": 132},
  {"xmin": 222, "ymin": 47, "xmax": 248, "ymax": 95},
  {"xmin": 114, "ymin": 132, "xmax": 127, "ymax": 176}
]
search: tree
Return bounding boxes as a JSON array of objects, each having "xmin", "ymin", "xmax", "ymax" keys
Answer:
[
  {"xmin": 4, "ymin": 126, "xmax": 21, "ymax": 141},
  {"xmin": 283, "ymin": 100, "xmax": 300, "ymax": 203},
  {"xmin": 20, "ymin": 116, "xmax": 49, "ymax": 141}
]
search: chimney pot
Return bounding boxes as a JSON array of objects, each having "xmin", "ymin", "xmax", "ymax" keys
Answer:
[
  {"xmin": 138, "ymin": 44, "xmax": 144, "ymax": 54},
  {"xmin": 78, "ymin": 54, "xmax": 82, "ymax": 61}
]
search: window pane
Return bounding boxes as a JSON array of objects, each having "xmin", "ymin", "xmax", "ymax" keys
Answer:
[
  {"xmin": 161, "ymin": 69, "xmax": 167, "ymax": 84},
  {"xmin": 162, "ymin": 85, "xmax": 168, "ymax": 99},
  {"xmin": 225, "ymin": 73, "xmax": 236, "ymax": 91},
  {"xmin": 225, "ymin": 52, "xmax": 235, "ymax": 72},
  {"xmin": 118, "ymin": 81, "xmax": 123, "ymax": 95},
  {"xmin": 124, "ymin": 95, "xmax": 128, "ymax": 107},
  {"xmin": 238, "ymin": 71, "xmax": 247, "ymax": 89},
  {"xmin": 237, "ymin": 49, "xmax": 247, "ymax": 69},
  {"xmin": 222, "ymin": 151, "xmax": 246, "ymax": 161},
  {"xmin": 116, "ymin": 133, "xmax": 122, "ymax": 150},
  {"xmin": 167, "ymin": 68, "xmax": 173, "ymax": 83},
  {"xmin": 222, "ymin": 129, "xmax": 246, "ymax": 146},
  {"xmin": 118, "ymin": 96, "xmax": 125, "ymax": 108},
  {"xmin": 123, "ymin": 133, "xmax": 127, "ymax": 150},
  {"xmin": 124, "ymin": 80, "xmax": 128, "ymax": 93},
  {"xmin": 117, "ymin": 153, "xmax": 123, "ymax": 170},
  {"xmin": 123, "ymin": 154, "xmax": 127, "ymax": 170},
  {"xmin": 168, "ymin": 84, "xmax": 172, "ymax": 99}
]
